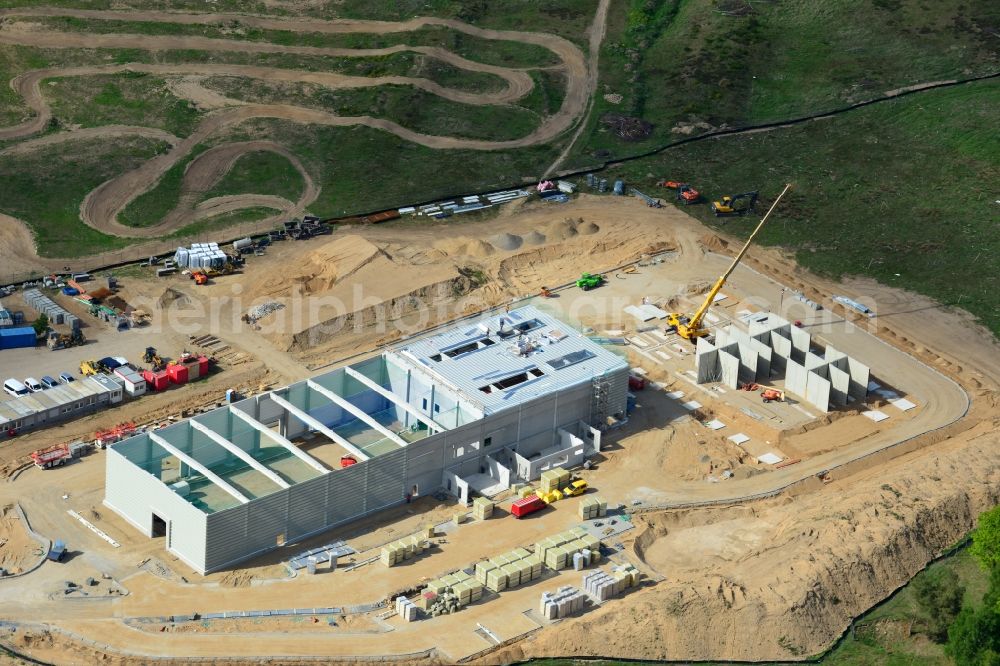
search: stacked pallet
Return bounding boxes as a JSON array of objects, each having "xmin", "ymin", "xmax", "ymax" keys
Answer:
[
  {"xmin": 539, "ymin": 585, "xmax": 586, "ymax": 620},
  {"xmin": 394, "ymin": 596, "xmax": 418, "ymax": 621},
  {"xmin": 472, "ymin": 497, "xmax": 494, "ymax": 520},
  {"xmin": 583, "ymin": 564, "xmax": 641, "ymax": 602},
  {"xmin": 539, "ymin": 467, "xmax": 570, "ymax": 493},
  {"xmin": 535, "ymin": 528, "xmax": 602, "ymax": 572},
  {"xmin": 476, "ymin": 547, "xmax": 544, "ymax": 592},
  {"xmin": 578, "ymin": 495, "xmax": 608, "ymax": 520},
  {"xmin": 425, "ymin": 569, "xmax": 484, "ymax": 608},
  {"xmin": 380, "ymin": 535, "xmax": 427, "ymax": 567}
]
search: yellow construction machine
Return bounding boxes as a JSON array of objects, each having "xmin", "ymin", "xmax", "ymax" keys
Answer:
[
  {"xmin": 667, "ymin": 184, "xmax": 792, "ymax": 341},
  {"xmin": 79, "ymin": 359, "xmax": 99, "ymax": 376}
]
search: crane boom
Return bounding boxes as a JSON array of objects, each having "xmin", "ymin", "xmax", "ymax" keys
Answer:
[{"xmin": 668, "ymin": 183, "xmax": 793, "ymax": 341}]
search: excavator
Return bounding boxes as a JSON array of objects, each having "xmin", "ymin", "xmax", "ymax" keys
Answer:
[
  {"xmin": 711, "ymin": 191, "xmax": 759, "ymax": 217},
  {"xmin": 666, "ymin": 183, "xmax": 792, "ymax": 341}
]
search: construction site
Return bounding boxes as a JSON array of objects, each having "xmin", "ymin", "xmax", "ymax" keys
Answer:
[{"xmin": 0, "ymin": 186, "xmax": 996, "ymax": 665}]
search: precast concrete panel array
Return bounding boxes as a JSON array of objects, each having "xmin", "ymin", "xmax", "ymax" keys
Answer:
[{"xmin": 696, "ymin": 314, "xmax": 870, "ymax": 412}]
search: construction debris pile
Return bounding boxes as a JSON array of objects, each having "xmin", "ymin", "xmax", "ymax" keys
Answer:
[{"xmin": 245, "ymin": 302, "xmax": 285, "ymax": 324}]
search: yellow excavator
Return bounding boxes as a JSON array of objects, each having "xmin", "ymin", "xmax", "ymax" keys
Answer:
[{"xmin": 667, "ymin": 183, "xmax": 793, "ymax": 341}]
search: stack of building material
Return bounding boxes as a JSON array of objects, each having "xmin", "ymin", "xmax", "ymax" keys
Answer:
[
  {"xmin": 477, "ymin": 547, "xmax": 543, "ymax": 592},
  {"xmin": 23, "ymin": 289, "xmax": 78, "ymax": 329},
  {"xmin": 394, "ymin": 596, "xmax": 419, "ymax": 621},
  {"xmin": 0, "ymin": 302, "xmax": 12, "ymax": 329},
  {"xmin": 380, "ymin": 535, "xmax": 427, "ymax": 567},
  {"xmin": 583, "ymin": 564, "xmax": 640, "ymax": 601},
  {"xmin": 536, "ymin": 528, "xmax": 601, "ymax": 571},
  {"xmin": 472, "ymin": 497, "xmax": 494, "ymax": 520},
  {"xmin": 578, "ymin": 495, "xmax": 608, "ymax": 520},
  {"xmin": 540, "ymin": 586, "xmax": 586, "ymax": 619},
  {"xmin": 174, "ymin": 243, "xmax": 228, "ymax": 270},
  {"xmin": 539, "ymin": 467, "xmax": 570, "ymax": 494},
  {"xmin": 424, "ymin": 569, "xmax": 483, "ymax": 609},
  {"xmin": 518, "ymin": 486, "xmax": 537, "ymax": 498}
]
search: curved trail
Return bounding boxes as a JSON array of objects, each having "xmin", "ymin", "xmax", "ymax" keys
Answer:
[{"xmin": 0, "ymin": 7, "xmax": 590, "ymax": 240}]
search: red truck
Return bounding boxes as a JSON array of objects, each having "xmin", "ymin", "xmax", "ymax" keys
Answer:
[
  {"xmin": 31, "ymin": 444, "xmax": 72, "ymax": 469},
  {"xmin": 511, "ymin": 495, "xmax": 547, "ymax": 519}
]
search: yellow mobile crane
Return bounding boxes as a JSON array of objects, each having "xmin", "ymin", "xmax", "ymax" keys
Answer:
[{"xmin": 667, "ymin": 183, "xmax": 793, "ymax": 341}]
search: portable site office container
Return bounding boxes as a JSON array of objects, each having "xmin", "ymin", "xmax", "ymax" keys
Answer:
[{"xmin": 113, "ymin": 367, "xmax": 147, "ymax": 398}]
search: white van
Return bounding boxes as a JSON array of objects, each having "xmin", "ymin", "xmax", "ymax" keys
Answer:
[{"xmin": 3, "ymin": 379, "xmax": 29, "ymax": 397}]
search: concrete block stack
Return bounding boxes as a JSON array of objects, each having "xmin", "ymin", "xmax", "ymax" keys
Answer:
[
  {"xmin": 539, "ymin": 467, "xmax": 570, "ymax": 494},
  {"xmin": 578, "ymin": 495, "xmax": 608, "ymax": 520},
  {"xmin": 424, "ymin": 569, "xmax": 483, "ymax": 612},
  {"xmin": 23, "ymin": 289, "xmax": 78, "ymax": 329},
  {"xmin": 540, "ymin": 585, "xmax": 586, "ymax": 619},
  {"xmin": 395, "ymin": 596, "xmax": 419, "ymax": 622},
  {"xmin": 535, "ymin": 528, "xmax": 601, "ymax": 572},
  {"xmin": 582, "ymin": 564, "xmax": 641, "ymax": 602},
  {"xmin": 380, "ymin": 535, "xmax": 427, "ymax": 567},
  {"xmin": 472, "ymin": 497, "xmax": 494, "ymax": 520},
  {"xmin": 477, "ymin": 547, "xmax": 543, "ymax": 593}
]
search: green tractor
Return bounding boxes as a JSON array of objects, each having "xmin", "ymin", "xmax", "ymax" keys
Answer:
[{"xmin": 576, "ymin": 273, "xmax": 605, "ymax": 291}]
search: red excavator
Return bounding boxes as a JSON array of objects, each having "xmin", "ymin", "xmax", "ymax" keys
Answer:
[{"xmin": 658, "ymin": 180, "xmax": 700, "ymax": 204}]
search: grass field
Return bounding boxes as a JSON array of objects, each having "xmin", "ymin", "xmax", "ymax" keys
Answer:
[
  {"xmin": 201, "ymin": 151, "xmax": 303, "ymax": 205},
  {"xmin": 608, "ymin": 78, "xmax": 1000, "ymax": 337},
  {"xmin": 202, "ymin": 77, "xmax": 544, "ymax": 141},
  {"xmin": 46, "ymin": 71, "xmax": 201, "ymax": 136},
  {"xmin": 567, "ymin": 0, "xmax": 1000, "ymax": 166},
  {"xmin": 0, "ymin": 136, "xmax": 167, "ymax": 257}
]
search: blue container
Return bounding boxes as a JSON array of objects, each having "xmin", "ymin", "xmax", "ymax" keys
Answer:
[
  {"xmin": 62, "ymin": 287, "xmax": 79, "ymax": 296},
  {"xmin": 0, "ymin": 326, "xmax": 37, "ymax": 350}
]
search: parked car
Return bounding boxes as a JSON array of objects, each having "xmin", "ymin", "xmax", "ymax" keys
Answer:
[
  {"xmin": 23, "ymin": 377, "xmax": 43, "ymax": 392},
  {"xmin": 41, "ymin": 375, "xmax": 59, "ymax": 388},
  {"xmin": 112, "ymin": 356, "xmax": 129, "ymax": 368},
  {"xmin": 3, "ymin": 379, "xmax": 30, "ymax": 397},
  {"xmin": 59, "ymin": 372, "xmax": 75, "ymax": 383}
]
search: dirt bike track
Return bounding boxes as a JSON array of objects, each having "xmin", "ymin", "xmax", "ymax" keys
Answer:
[{"xmin": 0, "ymin": 5, "xmax": 599, "ymax": 252}]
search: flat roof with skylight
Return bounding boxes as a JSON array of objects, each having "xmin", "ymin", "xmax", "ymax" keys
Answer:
[{"xmin": 390, "ymin": 305, "xmax": 627, "ymax": 415}]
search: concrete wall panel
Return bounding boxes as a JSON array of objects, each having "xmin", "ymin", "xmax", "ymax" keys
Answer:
[
  {"xmin": 785, "ymin": 359, "xmax": 808, "ymax": 397},
  {"xmin": 847, "ymin": 358, "xmax": 871, "ymax": 401},
  {"xmin": 806, "ymin": 372, "xmax": 832, "ymax": 413},
  {"xmin": 719, "ymin": 350, "xmax": 741, "ymax": 389},
  {"xmin": 829, "ymin": 365, "xmax": 850, "ymax": 406}
]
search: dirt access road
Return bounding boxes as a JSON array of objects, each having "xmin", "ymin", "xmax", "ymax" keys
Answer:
[{"xmin": 0, "ymin": 5, "xmax": 599, "ymax": 251}]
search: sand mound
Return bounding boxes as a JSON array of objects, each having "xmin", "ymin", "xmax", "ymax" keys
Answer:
[
  {"xmin": 578, "ymin": 221, "xmax": 600, "ymax": 235},
  {"xmin": 490, "ymin": 232, "xmax": 523, "ymax": 251},
  {"xmin": 523, "ymin": 230, "xmax": 546, "ymax": 245},
  {"xmin": 433, "ymin": 237, "xmax": 495, "ymax": 257},
  {"xmin": 545, "ymin": 218, "xmax": 579, "ymax": 240},
  {"xmin": 260, "ymin": 234, "xmax": 386, "ymax": 296}
]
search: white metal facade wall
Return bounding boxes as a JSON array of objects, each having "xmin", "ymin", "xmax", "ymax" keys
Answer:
[
  {"xmin": 104, "ymin": 444, "xmax": 209, "ymax": 571},
  {"xmin": 198, "ymin": 370, "xmax": 627, "ymax": 573}
]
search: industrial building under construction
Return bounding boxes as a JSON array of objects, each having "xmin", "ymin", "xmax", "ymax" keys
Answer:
[{"xmin": 104, "ymin": 306, "xmax": 628, "ymax": 573}]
